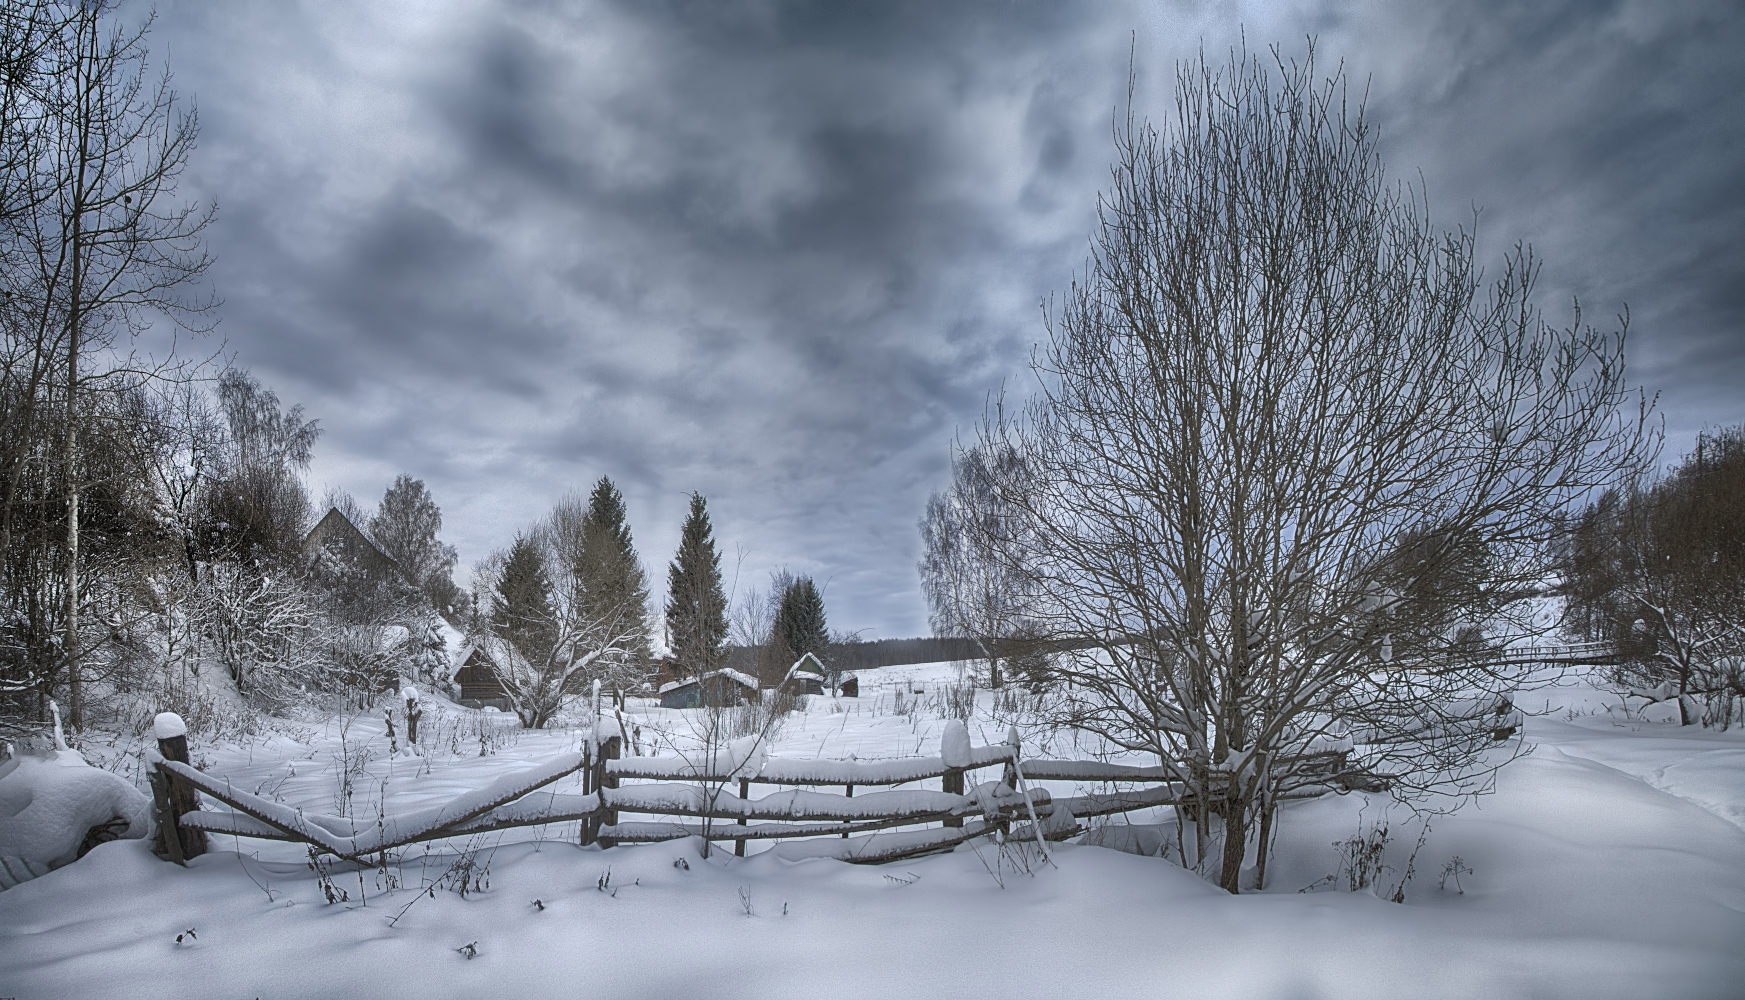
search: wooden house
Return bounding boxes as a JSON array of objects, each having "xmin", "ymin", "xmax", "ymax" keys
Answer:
[
  {"xmin": 780, "ymin": 652, "xmax": 827, "ymax": 696},
  {"xmin": 450, "ymin": 636, "xmax": 526, "ymax": 711},
  {"xmin": 301, "ymin": 507, "xmax": 407, "ymax": 582},
  {"xmin": 658, "ymin": 668, "xmax": 759, "ymax": 709}
]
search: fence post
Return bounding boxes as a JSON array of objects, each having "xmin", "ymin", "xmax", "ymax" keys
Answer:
[
  {"xmin": 941, "ymin": 718, "xmax": 970, "ymax": 829},
  {"xmin": 153, "ymin": 712, "xmax": 206, "ymax": 862},
  {"xmin": 578, "ymin": 741, "xmax": 597, "ymax": 846},
  {"xmin": 148, "ymin": 767, "xmax": 184, "ymax": 865},
  {"xmin": 942, "ymin": 767, "xmax": 964, "ymax": 828},
  {"xmin": 842, "ymin": 783, "xmax": 852, "ymax": 838},
  {"xmin": 597, "ymin": 735, "xmax": 621, "ymax": 849},
  {"xmin": 734, "ymin": 777, "xmax": 750, "ymax": 857}
]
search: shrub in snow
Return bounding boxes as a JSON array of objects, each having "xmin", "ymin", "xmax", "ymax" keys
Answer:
[{"xmin": 0, "ymin": 748, "xmax": 152, "ymax": 889}]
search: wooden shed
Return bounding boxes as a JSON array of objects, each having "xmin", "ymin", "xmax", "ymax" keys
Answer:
[
  {"xmin": 658, "ymin": 668, "xmax": 759, "ymax": 709},
  {"xmin": 780, "ymin": 652, "xmax": 827, "ymax": 696},
  {"xmin": 451, "ymin": 638, "xmax": 521, "ymax": 711}
]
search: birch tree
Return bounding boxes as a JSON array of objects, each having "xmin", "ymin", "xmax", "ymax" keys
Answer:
[{"xmin": 11, "ymin": 1, "xmax": 213, "ymax": 726}]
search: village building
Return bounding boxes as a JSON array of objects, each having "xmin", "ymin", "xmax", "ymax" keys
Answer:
[
  {"xmin": 658, "ymin": 668, "xmax": 759, "ymax": 709},
  {"xmin": 780, "ymin": 652, "xmax": 827, "ymax": 696},
  {"xmin": 449, "ymin": 637, "xmax": 523, "ymax": 711},
  {"xmin": 301, "ymin": 507, "xmax": 406, "ymax": 581}
]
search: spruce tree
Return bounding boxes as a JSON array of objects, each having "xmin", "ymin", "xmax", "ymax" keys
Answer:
[
  {"xmin": 775, "ymin": 576, "xmax": 828, "ymax": 664},
  {"xmin": 576, "ymin": 477, "xmax": 652, "ymax": 664},
  {"xmin": 492, "ymin": 533, "xmax": 557, "ymax": 664},
  {"xmin": 665, "ymin": 492, "xmax": 728, "ymax": 677}
]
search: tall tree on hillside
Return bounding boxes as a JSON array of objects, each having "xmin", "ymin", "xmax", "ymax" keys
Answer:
[
  {"xmin": 666, "ymin": 492, "xmax": 727, "ymax": 677},
  {"xmin": 369, "ymin": 473, "xmax": 460, "ymax": 615},
  {"xmin": 197, "ymin": 370, "xmax": 318, "ymax": 567},
  {"xmin": 491, "ymin": 533, "xmax": 556, "ymax": 666},
  {"xmin": 774, "ymin": 575, "xmax": 827, "ymax": 665}
]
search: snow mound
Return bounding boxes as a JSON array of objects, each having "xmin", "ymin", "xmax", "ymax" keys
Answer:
[{"xmin": 0, "ymin": 752, "xmax": 152, "ymax": 890}]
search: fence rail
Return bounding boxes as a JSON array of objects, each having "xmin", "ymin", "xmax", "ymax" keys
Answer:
[{"xmin": 147, "ymin": 711, "xmax": 1384, "ymax": 868}]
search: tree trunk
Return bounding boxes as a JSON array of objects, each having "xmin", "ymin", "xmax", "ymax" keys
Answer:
[
  {"xmin": 63, "ymin": 287, "xmax": 81, "ymax": 730},
  {"xmin": 1218, "ymin": 790, "xmax": 1246, "ymax": 894}
]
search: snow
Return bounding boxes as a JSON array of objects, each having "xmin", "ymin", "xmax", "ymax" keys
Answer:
[
  {"xmin": 0, "ymin": 751, "xmax": 152, "ymax": 889},
  {"xmin": 940, "ymin": 719, "xmax": 971, "ymax": 768},
  {"xmin": 152, "ymin": 712, "xmax": 187, "ymax": 741},
  {"xmin": 1, "ymin": 678, "xmax": 1742, "ymax": 997}
]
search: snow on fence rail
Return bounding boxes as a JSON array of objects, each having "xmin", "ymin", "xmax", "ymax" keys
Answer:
[{"xmin": 145, "ymin": 712, "xmax": 1373, "ymax": 869}]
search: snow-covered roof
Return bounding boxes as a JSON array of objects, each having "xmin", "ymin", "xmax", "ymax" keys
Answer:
[
  {"xmin": 785, "ymin": 652, "xmax": 826, "ymax": 681},
  {"xmin": 456, "ymin": 634, "xmax": 535, "ymax": 675},
  {"xmin": 660, "ymin": 668, "xmax": 760, "ymax": 693}
]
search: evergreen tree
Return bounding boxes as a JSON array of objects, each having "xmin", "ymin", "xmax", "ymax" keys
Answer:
[
  {"xmin": 576, "ymin": 477, "xmax": 651, "ymax": 665},
  {"xmin": 775, "ymin": 576, "xmax": 828, "ymax": 664},
  {"xmin": 492, "ymin": 533, "xmax": 556, "ymax": 664},
  {"xmin": 665, "ymin": 492, "xmax": 727, "ymax": 676}
]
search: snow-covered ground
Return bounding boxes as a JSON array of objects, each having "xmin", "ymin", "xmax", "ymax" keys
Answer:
[{"xmin": 2, "ymin": 670, "xmax": 1742, "ymax": 999}]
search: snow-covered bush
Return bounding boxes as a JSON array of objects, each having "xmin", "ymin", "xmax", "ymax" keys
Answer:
[{"xmin": 0, "ymin": 741, "xmax": 152, "ymax": 890}]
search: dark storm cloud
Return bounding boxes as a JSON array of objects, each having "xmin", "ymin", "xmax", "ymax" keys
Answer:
[{"xmin": 149, "ymin": 0, "xmax": 1742, "ymax": 639}]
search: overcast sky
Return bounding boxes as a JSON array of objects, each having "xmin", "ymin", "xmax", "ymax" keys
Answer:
[{"xmin": 147, "ymin": 0, "xmax": 1743, "ymax": 641}]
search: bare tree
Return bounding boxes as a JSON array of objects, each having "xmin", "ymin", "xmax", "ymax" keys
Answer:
[
  {"xmin": 9, "ymin": 2, "xmax": 214, "ymax": 726},
  {"xmin": 475, "ymin": 519, "xmax": 646, "ymax": 729},
  {"xmin": 919, "ymin": 441, "xmax": 1039, "ymax": 689},
  {"xmin": 961, "ymin": 45, "xmax": 1654, "ymax": 893}
]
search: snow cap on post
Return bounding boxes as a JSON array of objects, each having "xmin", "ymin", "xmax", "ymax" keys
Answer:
[
  {"xmin": 153, "ymin": 712, "xmax": 188, "ymax": 741},
  {"xmin": 941, "ymin": 719, "xmax": 972, "ymax": 769},
  {"xmin": 402, "ymin": 684, "xmax": 420, "ymax": 704}
]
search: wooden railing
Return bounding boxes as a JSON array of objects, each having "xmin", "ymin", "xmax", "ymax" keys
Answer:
[{"xmin": 148, "ymin": 714, "xmax": 1243, "ymax": 867}]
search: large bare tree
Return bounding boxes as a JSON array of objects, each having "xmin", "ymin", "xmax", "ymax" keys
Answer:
[{"xmin": 962, "ymin": 46, "xmax": 1654, "ymax": 893}]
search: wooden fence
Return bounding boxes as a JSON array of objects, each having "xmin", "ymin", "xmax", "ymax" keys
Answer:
[{"xmin": 147, "ymin": 713, "xmax": 1378, "ymax": 868}]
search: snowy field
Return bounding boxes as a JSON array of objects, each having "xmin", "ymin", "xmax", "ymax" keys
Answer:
[{"xmin": 3, "ymin": 667, "xmax": 1743, "ymax": 1000}]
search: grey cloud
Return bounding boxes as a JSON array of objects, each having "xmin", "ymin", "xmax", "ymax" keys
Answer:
[{"xmin": 149, "ymin": 0, "xmax": 1742, "ymax": 637}]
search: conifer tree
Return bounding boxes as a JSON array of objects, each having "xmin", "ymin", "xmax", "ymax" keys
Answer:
[
  {"xmin": 775, "ymin": 576, "xmax": 828, "ymax": 664},
  {"xmin": 576, "ymin": 477, "xmax": 651, "ymax": 665},
  {"xmin": 492, "ymin": 533, "xmax": 556, "ymax": 664},
  {"xmin": 665, "ymin": 492, "xmax": 728, "ymax": 677}
]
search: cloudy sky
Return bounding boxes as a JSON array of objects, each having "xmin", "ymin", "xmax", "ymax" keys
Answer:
[{"xmin": 146, "ymin": 0, "xmax": 1743, "ymax": 641}]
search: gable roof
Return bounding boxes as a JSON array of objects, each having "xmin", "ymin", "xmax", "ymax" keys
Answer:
[
  {"xmin": 302, "ymin": 507, "xmax": 407, "ymax": 581},
  {"xmin": 785, "ymin": 651, "xmax": 826, "ymax": 682},
  {"xmin": 658, "ymin": 668, "xmax": 759, "ymax": 695}
]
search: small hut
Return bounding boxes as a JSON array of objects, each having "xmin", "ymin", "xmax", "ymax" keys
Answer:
[
  {"xmin": 780, "ymin": 652, "xmax": 827, "ymax": 696},
  {"xmin": 451, "ymin": 637, "xmax": 525, "ymax": 711},
  {"xmin": 836, "ymin": 674, "xmax": 860, "ymax": 698},
  {"xmin": 658, "ymin": 668, "xmax": 759, "ymax": 709}
]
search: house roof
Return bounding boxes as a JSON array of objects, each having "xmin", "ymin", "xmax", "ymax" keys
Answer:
[
  {"xmin": 785, "ymin": 651, "xmax": 826, "ymax": 681},
  {"xmin": 301, "ymin": 507, "xmax": 408, "ymax": 581},
  {"xmin": 659, "ymin": 668, "xmax": 759, "ymax": 695},
  {"xmin": 454, "ymin": 634, "xmax": 534, "ymax": 676}
]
